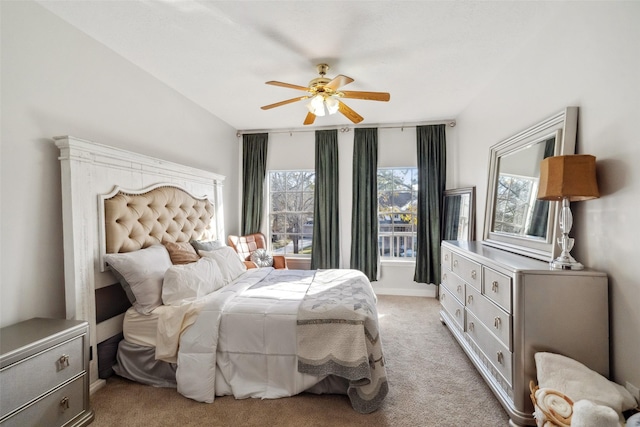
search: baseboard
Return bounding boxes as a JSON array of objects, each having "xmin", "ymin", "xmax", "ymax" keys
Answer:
[
  {"xmin": 90, "ymin": 379, "xmax": 107, "ymax": 395},
  {"xmin": 374, "ymin": 287, "xmax": 436, "ymax": 298}
]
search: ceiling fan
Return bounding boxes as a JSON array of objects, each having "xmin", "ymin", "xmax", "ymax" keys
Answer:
[{"xmin": 260, "ymin": 63, "xmax": 390, "ymax": 125}]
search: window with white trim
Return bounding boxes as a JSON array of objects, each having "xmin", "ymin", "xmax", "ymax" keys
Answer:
[
  {"xmin": 378, "ymin": 167, "xmax": 418, "ymax": 259},
  {"xmin": 268, "ymin": 170, "xmax": 315, "ymax": 256}
]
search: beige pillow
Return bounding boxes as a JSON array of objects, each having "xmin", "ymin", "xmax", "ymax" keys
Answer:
[{"xmin": 164, "ymin": 241, "xmax": 200, "ymax": 265}]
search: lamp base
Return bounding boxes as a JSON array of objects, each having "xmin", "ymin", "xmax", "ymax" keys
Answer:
[{"xmin": 550, "ymin": 253, "xmax": 584, "ymax": 270}]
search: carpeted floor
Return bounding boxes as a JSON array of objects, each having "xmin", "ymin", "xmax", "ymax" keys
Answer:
[{"xmin": 89, "ymin": 295, "xmax": 510, "ymax": 426}]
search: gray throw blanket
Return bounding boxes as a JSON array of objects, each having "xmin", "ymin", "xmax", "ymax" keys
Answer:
[{"xmin": 296, "ymin": 269, "xmax": 388, "ymax": 413}]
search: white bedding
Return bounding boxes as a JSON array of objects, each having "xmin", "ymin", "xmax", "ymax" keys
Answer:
[{"xmin": 175, "ymin": 267, "xmax": 327, "ymax": 401}]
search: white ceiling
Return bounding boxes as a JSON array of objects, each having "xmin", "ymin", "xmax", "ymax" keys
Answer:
[{"xmin": 36, "ymin": 1, "xmax": 569, "ymax": 132}]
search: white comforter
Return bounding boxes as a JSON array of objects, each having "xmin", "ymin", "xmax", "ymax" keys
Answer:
[{"xmin": 174, "ymin": 267, "xmax": 327, "ymax": 402}]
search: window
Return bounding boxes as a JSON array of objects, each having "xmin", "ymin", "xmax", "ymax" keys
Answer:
[
  {"xmin": 494, "ymin": 174, "xmax": 538, "ymax": 234},
  {"xmin": 378, "ymin": 168, "xmax": 418, "ymax": 259},
  {"xmin": 268, "ymin": 171, "xmax": 315, "ymax": 256}
]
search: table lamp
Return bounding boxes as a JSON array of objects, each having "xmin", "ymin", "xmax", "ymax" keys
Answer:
[{"xmin": 537, "ymin": 154, "xmax": 599, "ymax": 270}]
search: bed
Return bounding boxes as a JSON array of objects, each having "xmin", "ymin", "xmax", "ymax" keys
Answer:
[{"xmin": 56, "ymin": 136, "xmax": 388, "ymax": 413}]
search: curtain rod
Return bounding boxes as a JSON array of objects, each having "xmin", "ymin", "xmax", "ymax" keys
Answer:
[{"xmin": 236, "ymin": 119, "xmax": 456, "ymax": 137}]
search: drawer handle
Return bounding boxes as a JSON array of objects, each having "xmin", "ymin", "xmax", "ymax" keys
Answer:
[
  {"xmin": 456, "ymin": 285, "xmax": 462, "ymax": 293},
  {"xmin": 494, "ymin": 316, "xmax": 501, "ymax": 329},
  {"xmin": 455, "ymin": 308, "xmax": 461, "ymax": 317},
  {"xmin": 444, "ymin": 254, "xmax": 449, "ymax": 261},
  {"xmin": 471, "ymin": 270, "xmax": 477, "ymax": 280},
  {"xmin": 453, "ymin": 260, "xmax": 458, "ymax": 268},
  {"xmin": 496, "ymin": 351, "xmax": 504, "ymax": 365},
  {"xmin": 441, "ymin": 293, "xmax": 446, "ymax": 301},
  {"xmin": 58, "ymin": 354, "xmax": 70, "ymax": 370},
  {"xmin": 60, "ymin": 396, "xmax": 70, "ymax": 412},
  {"xmin": 492, "ymin": 281, "xmax": 499, "ymax": 292},
  {"xmin": 442, "ymin": 273, "xmax": 447, "ymax": 282},
  {"xmin": 468, "ymin": 321, "xmax": 474, "ymax": 331},
  {"xmin": 467, "ymin": 295, "xmax": 473, "ymax": 304}
]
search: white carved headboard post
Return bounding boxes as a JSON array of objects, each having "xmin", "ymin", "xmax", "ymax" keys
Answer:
[{"xmin": 55, "ymin": 136, "xmax": 225, "ymax": 392}]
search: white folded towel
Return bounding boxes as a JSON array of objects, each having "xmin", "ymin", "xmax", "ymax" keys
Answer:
[{"xmin": 571, "ymin": 399, "xmax": 619, "ymax": 427}]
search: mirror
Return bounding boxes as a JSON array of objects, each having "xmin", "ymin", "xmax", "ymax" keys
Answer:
[
  {"xmin": 483, "ymin": 107, "xmax": 578, "ymax": 261},
  {"xmin": 442, "ymin": 187, "xmax": 476, "ymax": 241}
]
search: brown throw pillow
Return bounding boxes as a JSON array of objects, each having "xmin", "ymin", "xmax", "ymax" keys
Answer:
[{"xmin": 163, "ymin": 241, "xmax": 200, "ymax": 265}]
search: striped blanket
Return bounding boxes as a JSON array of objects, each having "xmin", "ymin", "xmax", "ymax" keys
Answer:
[{"xmin": 297, "ymin": 269, "xmax": 388, "ymax": 413}]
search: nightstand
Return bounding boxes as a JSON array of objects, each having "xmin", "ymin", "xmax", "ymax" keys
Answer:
[{"xmin": 0, "ymin": 318, "xmax": 94, "ymax": 427}]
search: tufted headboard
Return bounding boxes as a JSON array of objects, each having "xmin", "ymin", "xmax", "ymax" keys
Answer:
[
  {"xmin": 102, "ymin": 184, "xmax": 216, "ymax": 256},
  {"xmin": 56, "ymin": 136, "xmax": 225, "ymax": 393}
]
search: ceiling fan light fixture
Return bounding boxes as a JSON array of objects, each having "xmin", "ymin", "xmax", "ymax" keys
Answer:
[
  {"xmin": 325, "ymin": 96, "xmax": 339, "ymax": 115},
  {"xmin": 306, "ymin": 94, "xmax": 326, "ymax": 116}
]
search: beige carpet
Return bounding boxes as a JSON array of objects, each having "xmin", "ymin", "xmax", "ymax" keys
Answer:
[{"xmin": 90, "ymin": 295, "xmax": 510, "ymax": 426}]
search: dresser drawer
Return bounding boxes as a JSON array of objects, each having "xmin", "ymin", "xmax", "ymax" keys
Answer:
[
  {"xmin": 1, "ymin": 375, "xmax": 85, "ymax": 427},
  {"xmin": 465, "ymin": 286, "xmax": 512, "ymax": 350},
  {"xmin": 441, "ymin": 269, "xmax": 465, "ymax": 304},
  {"xmin": 440, "ymin": 288, "xmax": 465, "ymax": 330},
  {"xmin": 466, "ymin": 311, "xmax": 512, "ymax": 386},
  {"xmin": 441, "ymin": 246, "xmax": 452, "ymax": 270},
  {"xmin": 451, "ymin": 253, "xmax": 481, "ymax": 292},
  {"xmin": 483, "ymin": 267, "xmax": 512, "ymax": 312},
  {"xmin": 0, "ymin": 336, "xmax": 84, "ymax": 418}
]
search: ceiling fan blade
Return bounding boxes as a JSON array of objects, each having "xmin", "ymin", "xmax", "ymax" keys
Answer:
[
  {"xmin": 326, "ymin": 74, "xmax": 354, "ymax": 91},
  {"xmin": 303, "ymin": 112, "xmax": 316, "ymax": 125},
  {"xmin": 261, "ymin": 96, "xmax": 308, "ymax": 110},
  {"xmin": 338, "ymin": 101, "xmax": 364, "ymax": 124},
  {"xmin": 265, "ymin": 81, "xmax": 310, "ymax": 91},
  {"xmin": 341, "ymin": 91, "xmax": 390, "ymax": 102}
]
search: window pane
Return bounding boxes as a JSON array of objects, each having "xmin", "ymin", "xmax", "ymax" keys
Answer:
[{"xmin": 378, "ymin": 167, "xmax": 419, "ymax": 259}]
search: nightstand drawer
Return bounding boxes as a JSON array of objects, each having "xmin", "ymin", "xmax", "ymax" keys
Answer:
[
  {"xmin": 1, "ymin": 375, "xmax": 85, "ymax": 427},
  {"xmin": 0, "ymin": 336, "xmax": 84, "ymax": 418}
]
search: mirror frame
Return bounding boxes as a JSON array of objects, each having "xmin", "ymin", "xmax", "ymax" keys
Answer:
[
  {"xmin": 443, "ymin": 186, "xmax": 476, "ymax": 241},
  {"xmin": 482, "ymin": 107, "xmax": 578, "ymax": 261}
]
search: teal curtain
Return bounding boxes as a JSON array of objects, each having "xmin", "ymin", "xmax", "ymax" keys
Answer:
[
  {"xmin": 241, "ymin": 133, "xmax": 268, "ymax": 235},
  {"xmin": 414, "ymin": 125, "xmax": 446, "ymax": 292},
  {"xmin": 350, "ymin": 128, "xmax": 378, "ymax": 281},
  {"xmin": 311, "ymin": 130, "xmax": 340, "ymax": 269}
]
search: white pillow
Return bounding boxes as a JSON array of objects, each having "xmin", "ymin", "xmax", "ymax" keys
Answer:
[
  {"xmin": 162, "ymin": 257, "xmax": 223, "ymax": 306},
  {"xmin": 198, "ymin": 246, "xmax": 247, "ymax": 286},
  {"xmin": 104, "ymin": 244, "xmax": 173, "ymax": 315},
  {"xmin": 250, "ymin": 248, "xmax": 273, "ymax": 267}
]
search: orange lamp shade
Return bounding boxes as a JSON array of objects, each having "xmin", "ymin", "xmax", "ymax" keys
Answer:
[{"xmin": 537, "ymin": 154, "xmax": 600, "ymax": 202}]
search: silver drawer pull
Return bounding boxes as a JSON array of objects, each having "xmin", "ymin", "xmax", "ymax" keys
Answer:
[
  {"xmin": 441, "ymin": 293, "xmax": 446, "ymax": 301},
  {"xmin": 455, "ymin": 308, "xmax": 461, "ymax": 317},
  {"xmin": 494, "ymin": 316, "xmax": 501, "ymax": 329},
  {"xmin": 471, "ymin": 270, "xmax": 477, "ymax": 280},
  {"xmin": 453, "ymin": 260, "xmax": 458, "ymax": 268},
  {"xmin": 60, "ymin": 396, "xmax": 70, "ymax": 412},
  {"xmin": 468, "ymin": 322, "xmax": 474, "ymax": 331},
  {"xmin": 456, "ymin": 285, "xmax": 462, "ymax": 293},
  {"xmin": 58, "ymin": 354, "xmax": 70, "ymax": 370},
  {"xmin": 496, "ymin": 351, "xmax": 504, "ymax": 365},
  {"xmin": 442, "ymin": 273, "xmax": 447, "ymax": 282},
  {"xmin": 492, "ymin": 281, "xmax": 499, "ymax": 292},
  {"xmin": 467, "ymin": 295, "xmax": 473, "ymax": 304},
  {"xmin": 444, "ymin": 254, "xmax": 449, "ymax": 261}
]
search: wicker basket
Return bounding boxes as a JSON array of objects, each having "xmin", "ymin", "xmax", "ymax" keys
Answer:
[{"xmin": 529, "ymin": 380, "xmax": 574, "ymax": 427}]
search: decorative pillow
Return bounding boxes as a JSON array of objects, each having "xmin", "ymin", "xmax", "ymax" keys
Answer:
[
  {"xmin": 104, "ymin": 245, "xmax": 173, "ymax": 315},
  {"xmin": 198, "ymin": 246, "xmax": 247, "ymax": 286},
  {"xmin": 190, "ymin": 239, "xmax": 225, "ymax": 253},
  {"xmin": 164, "ymin": 241, "xmax": 200, "ymax": 265},
  {"xmin": 162, "ymin": 257, "xmax": 223, "ymax": 305},
  {"xmin": 250, "ymin": 249, "xmax": 273, "ymax": 268}
]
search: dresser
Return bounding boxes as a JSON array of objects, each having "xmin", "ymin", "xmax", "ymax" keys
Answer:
[
  {"xmin": 0, "ymin": 318, "xmax": 94, "ymax": 427},
  {"xmin": 439, "ymin": 241, "xmax": 609, "ymax": 426}
]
